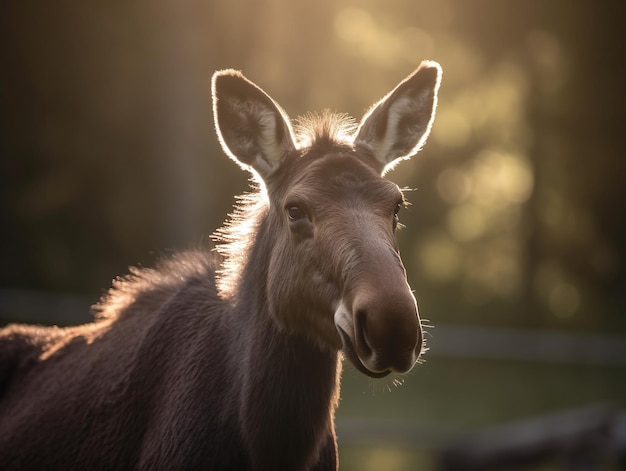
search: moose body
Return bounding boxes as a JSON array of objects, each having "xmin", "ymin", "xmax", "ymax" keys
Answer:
[{"xmin": 0, "ymin": 61, "xmax": 441, "ymax": 470}]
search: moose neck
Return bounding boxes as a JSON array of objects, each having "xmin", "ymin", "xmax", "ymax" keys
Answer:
[{"xmin": 227, "ymin": 210, "xmax": 341, "ymax": 469}]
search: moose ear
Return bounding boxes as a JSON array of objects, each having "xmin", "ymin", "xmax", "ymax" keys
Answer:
[
  {"xmin": 354, "ymin": 60, "xmax": 442, "ymax": 174},
  {"xmin": 212, "ymin": 70, "xmax": 296, "ymax": 180}
]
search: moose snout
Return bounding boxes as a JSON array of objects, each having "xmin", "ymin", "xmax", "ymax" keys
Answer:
[
  {"xmin": 335, "ymin": 286, "xmax": 422, "ymax": 377},
  {"xmin": 354, "ymin": 290, "xmax": 421, "ymax": 374}
]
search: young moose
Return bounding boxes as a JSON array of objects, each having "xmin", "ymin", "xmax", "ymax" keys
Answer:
[{"xmin": 0, "ymin": 61, "xmax": 441, "ymax": 470}]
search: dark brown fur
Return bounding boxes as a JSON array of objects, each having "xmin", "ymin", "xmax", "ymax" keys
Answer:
[{"xmin": 0, "ymin": 62, "xmax": 441, "ymax": 470}]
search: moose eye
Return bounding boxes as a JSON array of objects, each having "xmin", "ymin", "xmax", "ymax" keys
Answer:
[{"xmin": 286, "ymin": 204, "xmax": 308, "ymax": 222}]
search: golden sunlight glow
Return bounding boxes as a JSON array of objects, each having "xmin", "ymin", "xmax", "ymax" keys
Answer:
[
  {"xmin": 429, "ymin": 149, "xmax": 532, "ymax": 296},
  {"xmin": 334, "ymin": 7, "xmax": 434, "ymax": 67},
  {"xmin": 422, "ymin": 50, "xmax": 537, "ymax": 301}
]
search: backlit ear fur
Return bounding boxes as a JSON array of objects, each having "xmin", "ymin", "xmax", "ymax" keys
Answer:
[
  {"xmin": 354, "ymin": 60, "xmax": 442, "ymax": 174},
  {"xmin": 212, "ymin": 70, "xmax": 296, "ymax": 181}
]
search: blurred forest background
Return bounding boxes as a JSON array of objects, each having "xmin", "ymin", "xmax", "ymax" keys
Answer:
[{"xmin": 1, "ymin": 0, "xmax": 625, "ymax": 469}]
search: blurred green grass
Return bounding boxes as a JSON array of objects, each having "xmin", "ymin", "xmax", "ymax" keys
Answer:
[{"xmin": 336, "ymin": 355, "xmax": 626, "ymax": 470}]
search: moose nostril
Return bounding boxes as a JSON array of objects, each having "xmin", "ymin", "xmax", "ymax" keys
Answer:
[{"xmin": 354, "ymin": 310, "xmax": 373, "ymax": 357}]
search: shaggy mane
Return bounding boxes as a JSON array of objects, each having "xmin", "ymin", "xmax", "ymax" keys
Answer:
[
  {"xmin": 210, "ymin": 190, "xmax": 267, "ymax": 299},
  {"xmin": 294, "ymin": 110, "xmax": 357, "ymax": 150},
  {"xmin": 94, "ymin": 249, "xmax": 219, "ymax": 320}
]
